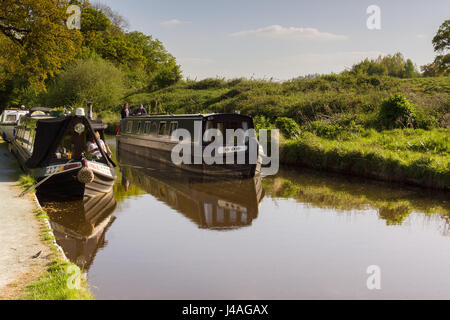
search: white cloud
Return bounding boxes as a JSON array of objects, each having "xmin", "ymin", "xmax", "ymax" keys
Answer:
[
  {"xmin": 161, "ymin": 19, "xmax": 188, "ymax": 27},
  {"xmin": 230, "ymin": 25, "xmax": 348, "ymax": 40}
]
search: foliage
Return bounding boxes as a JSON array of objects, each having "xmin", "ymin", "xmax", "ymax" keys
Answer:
[
  {"xmin": 275, "ymin": 117, "xmax": 301, "ymax": 139},
  {"xmin": 432, "ymin": 20, "xmax": 450, "ymax": 53},
  {"xmin": 0, "ymin": 1, "xmax": 182, "ymax": 110},
  {"xmin": 281, "ymin": 128, "xmax": 450, "ymax": 190},
  {"xmin": 80, "ymin": 7, "xmax": 181, "ymax": 90},
  {"xmin": 422, "ymin": 20, "xmax": 450, "ymax": 76},
  {"xmin": 421, "ymin": 54, "xmax": 450, "ymax": 76},
  {"xmin": 379, "ymin": 94, "xmax": 416, "ymax": 129},
  {"xmin": 44, "ymin": 58, "xmax": 126, "ymax": 110},
  {"xmin": 0, "ymin": 0, "xmax": 83, "ymax": 91},
  {"xmin": 350, "ymin": 53, "xmax": 419, "ymax": 78}
]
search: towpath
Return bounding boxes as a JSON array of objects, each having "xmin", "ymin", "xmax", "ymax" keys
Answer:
[{"xmin": 0, "ymin": 141, "xmax": 49, "ymax": 299}]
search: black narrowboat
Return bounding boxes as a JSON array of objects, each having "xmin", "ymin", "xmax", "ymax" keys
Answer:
[
  {"xmin": 118, "ymin": 152, "xmax": 265, "ymax": 230},
  {"xmin": 116, "ymin": 113, "xmax": 262, "ymax": 178},
  {"xmin": 10, "ymin": 109, "xmax": 116, "ymax": 200}
]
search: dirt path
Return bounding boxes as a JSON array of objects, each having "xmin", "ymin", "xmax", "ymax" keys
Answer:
[{"xmin": 0, "ymin": 142, "xmax": 50, "ymax": 299}]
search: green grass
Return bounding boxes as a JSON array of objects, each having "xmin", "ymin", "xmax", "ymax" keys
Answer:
[
  {"xmin": 121, "ymin": 76, "xmax": 449, "ymax": 125},
  {"xmin": 101, "ymin": 75, "xmax": 450, "ymax": 189},
  {"xmin": 281, "ymin": 128, "xmax": 450, "ymax": 190},
  {"xmin": 18, "ymin": 174, "xmax": 36, "ymax": 192},
  {"xmin": 21, "ymin": 209, "xmax": 93, "ymax": 300}
]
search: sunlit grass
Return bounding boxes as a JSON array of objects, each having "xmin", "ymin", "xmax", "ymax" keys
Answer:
[{"xmin": 21, "ymin": 210, "xmax": 93, "ymax": 300}]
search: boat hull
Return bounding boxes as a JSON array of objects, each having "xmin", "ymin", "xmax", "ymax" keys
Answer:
[
  {"xmin": 116, "ymin": 135, "xmax": 261, "ymax": 178},
  {"xmin": 35, "ymin": 167, "xmax": 116, "ymax": 200}
]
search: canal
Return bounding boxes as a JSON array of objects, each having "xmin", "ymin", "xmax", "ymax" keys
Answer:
[{"xmin": 38, "ymin": 137, "xmax": 450, "ymax": 299}]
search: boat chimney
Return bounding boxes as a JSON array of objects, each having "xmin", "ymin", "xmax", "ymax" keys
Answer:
[{"xmin": 87, "ymin": 102, "xmax": 93, "ymax": 120}]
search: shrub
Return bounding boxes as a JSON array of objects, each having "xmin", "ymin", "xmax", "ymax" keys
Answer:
[
  {"xmin": 275, "ymin": 117, "xmax": 301, "ymax": 139},
  {"xmin": 310, "ymin": 122, "xmax": 344, "ymax": 139},
  {"xmin": 187, "ymin": 78, "xmax": 227, "ymax": 90},
  {"xmin": 45, "ymin": 58, "xmax": 126, "ymax": 110},
  {"xmin": 379, "ymin": 94, "xmax": 416, "ymax": 129}
]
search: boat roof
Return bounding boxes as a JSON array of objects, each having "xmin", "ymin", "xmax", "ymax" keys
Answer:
[{"xmin": 127, "ymin": 113, "xmax": 252, "ymax": 120}]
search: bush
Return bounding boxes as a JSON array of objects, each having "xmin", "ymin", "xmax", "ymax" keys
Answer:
[
  {"xmin": 45, "ymin": 58, "xmax": 126, "ymax": 110},
  {"xmin": 379, "ymin": 94, "xmax": 416, "ymax": 129},
  {"xmin": 187, "ymin": 78, "xmax": 227, "ymax": 90},
  {"xmin": 275, "ymin": 117, "xmax": 301, "ymax": 139}
]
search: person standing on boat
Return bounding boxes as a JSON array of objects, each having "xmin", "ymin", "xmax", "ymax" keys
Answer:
[
  {"xmin": 121, "ymin": 102, "xmax": 130, "ymax": 119},
  {"xmin": 134, "ymin": 104, "xmax": 147, "ymax": 116}
]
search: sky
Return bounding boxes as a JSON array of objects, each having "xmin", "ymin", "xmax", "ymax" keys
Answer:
[{"xmin": 96, "ymin": 0, "xmax": 449, "ymax": 80}]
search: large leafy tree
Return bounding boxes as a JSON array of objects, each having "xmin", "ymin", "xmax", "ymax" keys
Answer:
[
  {"xmin": 422, "ymin": 20, "xmax": 450, "ymax": 76},
  {"xmin": 80, "ymin": 6, "xmax": 181, "ymax": 90},
  {"xmin": 0, "ymin": 0, "xmax": 83, "ymax": 90}
]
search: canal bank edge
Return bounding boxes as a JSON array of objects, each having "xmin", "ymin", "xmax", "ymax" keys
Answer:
[{"xmin": 0, "ymin": 138, "xmax": 92, "ymax": 300}]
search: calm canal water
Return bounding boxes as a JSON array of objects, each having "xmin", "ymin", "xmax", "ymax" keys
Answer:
[{"xmin": 39, "ymin": 137, "xmax": 450, "ymax": 299}]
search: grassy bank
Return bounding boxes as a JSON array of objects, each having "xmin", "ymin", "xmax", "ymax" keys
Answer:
[
  {"xmin": 15, "ymin": 174, "xmax": 92, "ymax": 299},
  {"xmin": 281, "ymin": 128, "xmax": 449, "ymax": 190},
  {"xmin": 21, "ymin": 209, "xmax": 93, "ymax": 300},
  {"xmin": 99, "ymin": 75, "xmax": 449, "ymax": 189}
]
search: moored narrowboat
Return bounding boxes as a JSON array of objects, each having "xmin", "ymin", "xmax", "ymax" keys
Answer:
[
  {"xmin": 116, "ymin": 113, "xmax": 262, "ymax": 178},
  {"xmin": 0, "ymin": 109, "xmax": 29, "ymax": 142},
  {"xmin": 10, "ymin": 108, "xmax": 116, "ymax": 200}
]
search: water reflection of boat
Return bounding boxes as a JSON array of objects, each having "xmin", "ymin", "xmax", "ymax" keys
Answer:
[
  {"xmin": 119, "ymin": 153, "xmax": 265, "ymax": 230},
  {"xmin": 39, "ymin": 191, "xmax": 117, "ymax": 270}
]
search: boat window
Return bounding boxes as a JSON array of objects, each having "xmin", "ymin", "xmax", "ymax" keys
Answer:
[
  {"xmin": 17, "ymin": 128, "xmax": 24, "ymax": 139},
  {"xmin": 144, "ymin": 122, "xmax": 152, "ymax": 134},
  {"xmin": 23, "ymin": 130, "xmax": 30, "ymax": 145},
  {"xmin": 217, "ymin": 123, "xmax": 224, "ymax": 136},
  {"xmin": 151, "ymin": 122, "xmax": 158, "ymax": 135},
  {"xmin": 6, "ymin": 115, "xmax": 16, "ymax": 122},
  {"xmin": 242, "ymin": 121, "xmax": 249, "ymax": 131},
  {"xmin": 169, "ymin": 122, "xmax": 178, "ymax": 135},
  {"xmin": 135, "ymin": 121, "xmax": 142, "ymax": 134},
  {"xmin": 206, "ymin": 120, "xmax": 214, "ymax": 131},
  {"xmin": 158, "ymin": 122, "xmax": 167, "ymax": 136},
  {"xmin": 126, "ymin": 121, "xmax": 132, "ymax": 133}
]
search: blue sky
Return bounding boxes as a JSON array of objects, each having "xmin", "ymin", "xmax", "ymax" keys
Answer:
[{"xmin": 97, "ymin": 0, "xmax": 449, "ymax": 80}]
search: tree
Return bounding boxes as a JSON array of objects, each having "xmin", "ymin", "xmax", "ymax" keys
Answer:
[
  {"xmin": 0, "ymin": 0, "xmax": 83, "ymax": 90},
  {"xmin": 422, "ymin": 20, "xmax": 450, "ymax": 76},
  {"xmin": 79, "ymin": 6, "xmax": 182, "ymax": 89},
  {"xmin": 45, "ymin": 58, "xmax": 126, "ymax": 110},
  {"xmin": 432, "ymin": 20, "xmax": 450, "ymax": 53},
  {"xmin": 350, "ymin": 53, "xmax": 418, "ymax": 78}
]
